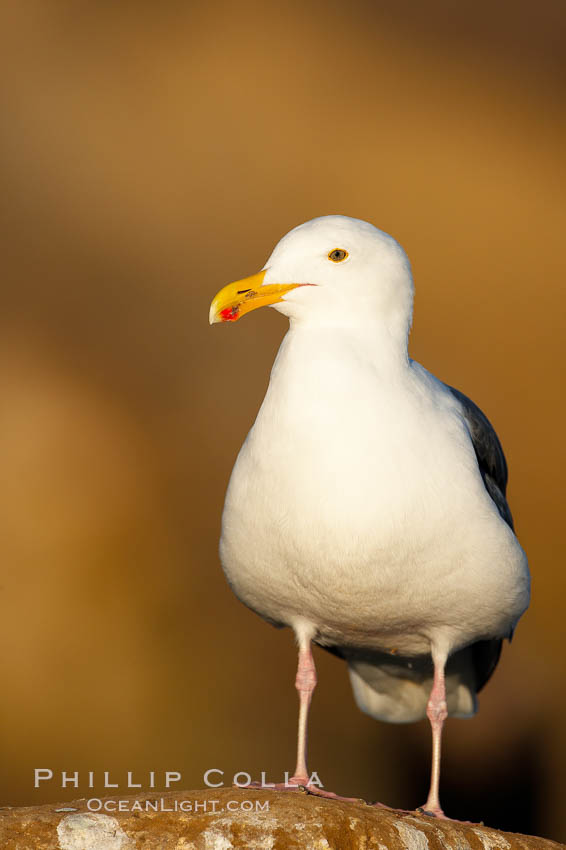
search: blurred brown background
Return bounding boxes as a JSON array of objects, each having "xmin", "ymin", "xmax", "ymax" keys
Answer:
[{"xmin": 1, "ymin": 0, "xmax": 565, "ymax": 840}]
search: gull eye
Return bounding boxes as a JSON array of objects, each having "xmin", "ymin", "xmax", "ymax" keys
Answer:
[{"xmin": 328, "ymin": 249, "xmax": 348, "ymax": 262}]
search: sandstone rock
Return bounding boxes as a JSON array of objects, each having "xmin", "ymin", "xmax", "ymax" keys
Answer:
[{"xmin": 0, "ymin": 788, "xmax": 563, "ymax": 850}]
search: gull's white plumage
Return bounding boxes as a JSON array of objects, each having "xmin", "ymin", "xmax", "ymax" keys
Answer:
[{"xmin": 213, "ymin": 215, "xmax": 530, "ymax": 814}]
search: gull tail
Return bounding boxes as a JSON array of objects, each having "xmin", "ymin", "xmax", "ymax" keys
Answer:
[{"xmin": 322, "ymin": 640, "xmax": 502, "ymax": 724}]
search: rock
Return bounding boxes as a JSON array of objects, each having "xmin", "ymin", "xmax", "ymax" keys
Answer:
[{"xmin": 0, "ymin": 788, "xmax": 563, "ymax": 850}]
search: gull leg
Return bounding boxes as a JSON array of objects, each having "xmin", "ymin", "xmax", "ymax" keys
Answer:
[
  {"xmin": 241, "ymin": 628, "xmax": 318, "ymax": 791},
  {"xmin": 421, "ymin": 649, "xmax": 449, "ymax": 818},
  {"xmin": 288, "ymin": 637, "xmax": 317, "ymax": 785},
  {"xmin": 277, "ymin": 634, "xmax": 364, "ymax": 802},
  {"xmin": 241, "ymin": 628, "xmax": 365, "ymax": 803}
]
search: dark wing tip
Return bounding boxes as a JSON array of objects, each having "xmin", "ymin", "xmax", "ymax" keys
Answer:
[{"xmin": 447, "ymin": 384, "xmax": 514, "ymax": 529}]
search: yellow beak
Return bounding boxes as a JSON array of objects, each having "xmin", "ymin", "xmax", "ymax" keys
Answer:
[{"xmin": 209, "ymin": 270, "xmax": 308, "ymax": 324}]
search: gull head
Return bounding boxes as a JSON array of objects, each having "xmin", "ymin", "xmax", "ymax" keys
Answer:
[{"xmin": 209, "ymin": 215, "xmax": 413, "ymax": 329}]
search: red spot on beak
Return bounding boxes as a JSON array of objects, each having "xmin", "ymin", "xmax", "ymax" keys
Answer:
[{"xmin": 220, "ymin": 306, "xmax": 240, "ymax": 322}]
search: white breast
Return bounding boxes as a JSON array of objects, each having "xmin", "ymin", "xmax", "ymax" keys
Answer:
[{"xmin": 219, "ymin": 327, "xmax": 529, "ymax": 657}]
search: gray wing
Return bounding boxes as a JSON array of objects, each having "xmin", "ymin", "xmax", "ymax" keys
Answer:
[
  {"xmin": 447, "ymin": 384, "xmax": 515, "ymax": 690},
  {"xmin": 447, "ymin": 384, "xmax": 514, "ymax": 530}
]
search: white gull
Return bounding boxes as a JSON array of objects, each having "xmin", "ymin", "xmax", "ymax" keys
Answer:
[{"xmin": 209, "ymin": 215, "xmax": 530, "ymax": 817}]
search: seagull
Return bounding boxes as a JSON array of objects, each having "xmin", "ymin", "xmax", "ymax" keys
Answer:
[{"xmin": 209, "ymin": 215, "xmax": 530, "ymax": 818}]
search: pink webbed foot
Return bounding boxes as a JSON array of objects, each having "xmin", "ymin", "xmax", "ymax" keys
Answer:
[
  {"xmin": 300, "ymin": 784, "xmax": 367, "ymax": 804},
  {"xmin": 238, "ymin": 775, "xmax": 310, "ymax": 793},
  {"xmin": 237, "ymin": 777, "xmax": 365, "ymax": 804}
]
